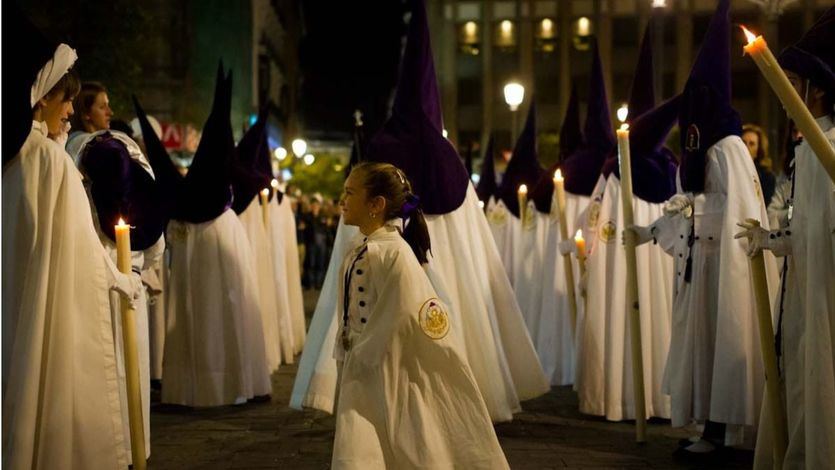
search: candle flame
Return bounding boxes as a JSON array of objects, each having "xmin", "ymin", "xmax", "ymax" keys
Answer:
[
  {"xmin": 271, "ymin": 178, "xmax": 279, "ymax": 189},
  {"xmin": 619, "ymin": 123, "xmax": 629, "ymax": 131},
  {"xmin": 740, "ymin": 25, "xmax": 757, "ymax": 45},
  {"xmin": 261, "ymin": 188, "xmax": 270, "ymax": 196},
  {"xmin": 518, "ymin": 184, "xmax": 528, "ymax": 194},
  {"xmin": 575, "ymin": 229, "xmax": 584, "ymax": 240},
  {"xmin": 117, "ymin": 217, "xmax": 126, "ymax": 226},
  {"xmin": 554, "ymin": 169, "xmax": 563, "ymax": 181}
]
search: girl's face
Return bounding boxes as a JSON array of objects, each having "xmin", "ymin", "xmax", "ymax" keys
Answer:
[
  {"xmin": 742, "ymin": 131, "xmax": 759, "ymax": 160},
  {"xmin": 85, "ymin": 92, "xmax": 112, "ymax": 131},
  {"xmin": 38, "ymin": 91, "xmax": 74, "ymax": 136},
  {"xmin": 340, "ymin": 170, "xmax": 384, "ymax": 231}
]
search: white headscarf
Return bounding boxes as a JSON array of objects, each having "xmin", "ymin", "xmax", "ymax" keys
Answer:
[{"xmin": 30, "ymin": 43, "xmax": 77, "ymax": 107}]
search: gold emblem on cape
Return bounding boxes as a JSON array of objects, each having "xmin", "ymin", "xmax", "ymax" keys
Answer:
[
  {"xmin": 419, "ymin": 298, "xmax": 450, "ymax": 340},
  {"xmin": 487, "ymin": 203, "xmax": 508, "ymax": 226},
  {"xmin": 522, "ymin": 203, "xmax": 537, "ymax": 231},
  {"xmin": 599, "ymin": 220, "xmax": 617, "ymax": 243},
  {"xmin": 753, "ymin": 176, "xmax": 762, "ymax": 199},
  {"xmin": 587, "ymin": 201, "xmax": 601, "ymax": 229},
  {"xmin": 168, "ymin": 222, "xmax": 189, "ymax": 243}
]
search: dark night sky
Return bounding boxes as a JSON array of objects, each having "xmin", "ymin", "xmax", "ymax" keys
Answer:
[{"xmin": 299, "ymin": 0, "xmax": 407, "ymax": 140}]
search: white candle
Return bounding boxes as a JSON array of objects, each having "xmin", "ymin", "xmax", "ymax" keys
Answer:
[
  {"xmin": 517, "ymin": 184, "xmax": 528, "ymax": 223},
  {"xmin": 616, "ymin": 124, "xmax": 648, "ymax": 443},
  {"xmin": 260, "ymin": 188, "xmax": 270, "ymax": 226},
  {"xmin": 114, "ymin": 218, "xmax": 147, "ymax": 469},
  {"xmin": 552, "ymin": 169, "xmax": 578, "ymax": 337},
  {"xmin": 742, "ymin": 26, "xmax": 835, "ymax": 184}
]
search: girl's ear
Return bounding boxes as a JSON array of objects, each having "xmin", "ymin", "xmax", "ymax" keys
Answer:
[{"xmin": 371, "ymin": 195, "xmax": 387, "ymax": 214}]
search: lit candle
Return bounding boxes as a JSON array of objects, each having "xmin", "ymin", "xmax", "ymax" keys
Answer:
[
  {"xmin": 260, "ymin": 188, "xmax": 271, "ymax": 226},
  {"xmin": 552, "ymin": 169, "xmax": 578, "ymax": 336},
  {"xmin": 114, "ymin": 218, "xmax": 147, "ymax": 469},
  {"xmin": 574, "ymin": 229, "xmax": 586, "ymax": 262},
  {"xmin": 616, "ymin": 123, "xmax": 648, "ymax": 443},
  {"xmin": 517, "ymin": 184, "xmax": 528, "ymax": 223},
  {"xmin": 742, "ymin": 26, "xmax": 835, "ymax": 184}
]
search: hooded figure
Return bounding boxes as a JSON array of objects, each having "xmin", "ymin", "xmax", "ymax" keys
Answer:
[
  {"xmin": 576, "ymin": 92, "xmax": 680, "ymax": 424},
  {"xmin": 488, "ymin": 101, "xmax": 546, "ymax": 285},
  {"xmin": 752, "ymin": 7, "xmax": 835, "ymax": 469},
  {"xmin": 632, "ymin": 0, "xmax": 778, "ymax": 455},
  {"xmin": 3, "ymin": 7, "xmax": 136, "ymax": 468},
  {"xmin": 475, "ymin": 135, "xmax": 499, "ymax": 205},
  {"xmin": 232, "ymin": 108, "xmax": 290, "ymax": 371},
  {"xmin": 134, "ymin": 63, "xmax": 271, "ymax": 407},
  {"xmin": 75, "ymin": 130, "xmax": 167, "ymax": 462},
  {"xmin": 291, "ymin": 0, "xmax": 548, "ymax": 422}
]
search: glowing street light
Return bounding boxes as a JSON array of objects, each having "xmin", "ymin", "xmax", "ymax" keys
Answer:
[
  {"xmin": 303, "ymin": 153, "xmax": 315, "ymax": 166},
  {"xmin": 504, "ymin": 82, "xmax": 525, "ymax": 142},
  {"xmin": 292, "ymin": 138, "xmax": 307, "ymax": 158},
  {"xmin": 274, "ymin": 146, "xmax": 288, "ymax": 161}
]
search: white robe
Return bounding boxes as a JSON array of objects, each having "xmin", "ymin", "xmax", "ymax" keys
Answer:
[
  {"xmin": 755, "ymin": 116, "xmax": 835, "ymax": 469},
  {"xmin": 239, "ymin": 196, "xmax": 286, "ymax": 371},
  {"xmin": 161, "ymin": 209, "xmax": 271, "ymax": 406},
  {"xmin": 652, "ymin": 136, "xmax": 778, "ymax": 442},
  {"xmin": 272, "ymin": 195, "xmax": 306, "ymax": 355},
  {"xmin": 575, "ymin": 174, "xmax": 673, "ymax": 421},
  {"xmin": 332, "ymin": 225, "xmax": 509, "ymax": 470},
  {"xmin": 292, "ymin": 185, "xmax": 549, "ymax": 422},
  {"xmin": 2, "ymin": 122, "xmax": 127, "ymax": 469}
]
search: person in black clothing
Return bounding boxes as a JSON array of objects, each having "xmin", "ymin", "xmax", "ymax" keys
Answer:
[
  {"xmin": 742, "ymin": 123, "xmax": 776, "ymax": 205},
  {"xmin": 301, "ymin": 193, "xmax": 329, "ymax": 289}
]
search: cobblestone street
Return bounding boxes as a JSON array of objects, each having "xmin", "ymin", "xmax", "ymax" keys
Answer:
[{"xmin": 148, "ymin": 291, "xmax": 755, "ymax": 469}]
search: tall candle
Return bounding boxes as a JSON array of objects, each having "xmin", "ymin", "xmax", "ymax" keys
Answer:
[
  {"xmin": 742, "ymin": 26, "xmax": 835, "ymax": 184},
  {"xmin": 574, "ymin": 229, "xmax": 586, "ymax": 262},
  {"xmin": 552, "ymin": 169, "xmax": 578, "ymax": 336},
  {"xmin": 114, "ymin": 218, "xmax": 147, "ymax": 470},
  {"xmin": 616, "ymin": 124, "xmax": 648, "ymax": 443},
  {"xmin": 260, "ymin": 188, "xmax": 270, "ymax": 226},
  {"xmin": 517, "ymin": 184, "xmax": 528, "ymax": 223}
]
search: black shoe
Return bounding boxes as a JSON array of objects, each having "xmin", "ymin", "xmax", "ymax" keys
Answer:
[{"xmin": 248, "ymin": 394, "xmax": 271, "ymax": 403}]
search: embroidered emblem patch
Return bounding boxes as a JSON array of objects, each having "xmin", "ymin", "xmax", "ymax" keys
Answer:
[
  {"xmin": 419, "ymin": 298, "xmax": 450, "ymax": 340},
  {"xmin": 599, "ymin": 220, "xmax": 617, "ymax": 243},
  {"xmin": 753, "ymin": 176, "xmax": 762, "ymax": 199},
  {"xmin": 522, "ymin": 203, "xmax": 537, "ymax": 231},
  {"xmin": 587, "ymin": 201, "xmax": 601, "ymax": 229},
  {"xmin": 168, "ymin": 222, "xmax": 189, "ymax": 242},
  {"xmin": 487, "ymin": 203, "xmax": 508, "ymax": 226}
]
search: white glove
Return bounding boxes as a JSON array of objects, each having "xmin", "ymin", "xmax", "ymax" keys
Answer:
[
  {"xmin": 557, "ymin": 239, "xmax": 577, "ymax": 256},
  {"xmin": 734, "ymin": 218, "xmax": 792, "ymax": 257},
  {"xmin": 111, "ymin": 271, "xmax": 143, "ymax": 309},
  {"xmin": 623, "ymin": 225, "xmax": 655, "ymax": 246},
  {"xmin": 664, "ymin": 193, "xmax": 694, "ymax": 218}
]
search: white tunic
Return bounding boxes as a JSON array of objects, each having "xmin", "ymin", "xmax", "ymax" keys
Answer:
[
  {"xmin": 332, "ymin": 224, "xmax": 509, "ymax": 470},
  {"xmin": 575, "ymin": 174, "xmax": 673, "ymax": 421},
  {"xmin": 292, "ymin": 186, "xmax": 549, "ymax": 422},
  {"xmin": 3, "ymin": 122, "xmax": 127, "ymax": 469},
  {"xmin": 161, "ymin": 209, "xmax": 271, "ymax": 406},
  {"xmin": 652, "ymin": 136, "xmax": 778, "ymax": 440},
  {"xmin": 271, "ymin": 195, "xmax": 306, "ymax": 355},
  {"xmin": 755, "ymin": 116, "xmax": 835, "ymax": 469}
]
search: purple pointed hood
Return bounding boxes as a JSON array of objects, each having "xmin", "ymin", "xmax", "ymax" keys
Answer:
[
  {"xmin": 531, "ymin": 85, "xmax": 584, "ymax": 213},
  {"xmin": 132, "ymin": 95, "xmax": 182, "ymax": 223},
  {"xmin": 497, "ymin": 101, "xmax": 545, "ymax": 217},
  {"xmin": 476, "ymin": 135, "xmax": 498, "ymax": 202},
  {"xmin": 558, "ymin": 41, "xmax": 616, "ymax": 196},
  {"xmin": 778, "ymin": 7, "xmax": 835, "ymax": 96},
  {"xmin": 604, "ymin": 95, "xmax": 681, "ymax": 203},
  {"xmin": 80, "ymin": 133, "xmax": 167, "ymax": 249},
  {"xmin": 5, "ymin": 5, "xmax": 59, "ymax": 163},
  {"xmin": 365, "ymin": 0, "xmax": 470, "ymax": 215},
  {"xmin": 679, "ymin": 0, "xmax": 741, "ymax": 193},
  {"xmin": 232, "ymin": 107, "xmax": 271, "ymax": 214}
]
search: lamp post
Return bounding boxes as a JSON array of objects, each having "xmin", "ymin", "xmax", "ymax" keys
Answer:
[
  {"xmin": 504, "ymin": 82, "xmax": 525, "ymax": 143},
  {"xmin": 291, "ymin": 138, "xmax": 307, "ymax": 158}
]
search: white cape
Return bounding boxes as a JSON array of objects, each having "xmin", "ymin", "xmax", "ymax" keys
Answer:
[
  {"xmin": 755, "ymin": 118, "xmax": 835, "ymax": 469},
  {"xmin": 575, "ymin": 174, "xmax": 672, "ymax": 421},
  {"xmin": 239, "ymin": 197, "xmax": 286, "ymax": 371},
  {"xmin": 2, "ymin": 122, "xmax": 127, "ymax": 469},
  {"xmin": 270, "ymin": 195, "xmax": 306, "ymax": 355},
  {"xmin": 292, "ymin": 185, "xmax": 548, "ymax": 421},
  {"xmin": 654, "ymin": 136, "xmax": 778, "ymax": 441},
  {"xmin": 332, "ymin": 226, "xmax": 508, "ymax": 469},
  {"xmin": 162, "ymin": 209, "xmax": 271, "ymax": 406}
]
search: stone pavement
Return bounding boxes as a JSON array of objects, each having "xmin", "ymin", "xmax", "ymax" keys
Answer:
[{"xmin": 148, "ymin": 290, "xmax": 755, "ymax": 469}]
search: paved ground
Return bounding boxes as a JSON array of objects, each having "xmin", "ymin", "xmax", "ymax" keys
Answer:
[{"xmin": 148, "ymin": 290, "xmax": 754, "ymax": 469}]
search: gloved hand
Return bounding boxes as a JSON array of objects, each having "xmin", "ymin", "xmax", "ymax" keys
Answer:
[
  {"xmin": 623, "ymin": 225, "xmax": 655, "ymax": 246},
  {"xmin": 111, "ymin": 271, "xmax": 143, "ymax": 309},
  {"xmin": 664, "ymin": 193, "xmax": 694, "ymax": 218},
  {"xmin": 734, "ymin": 218, "xmax": 792, "ymax": 257},
  {"xmin": 557, "ymin": 239, "xmax": 577, "ymax": 256}
]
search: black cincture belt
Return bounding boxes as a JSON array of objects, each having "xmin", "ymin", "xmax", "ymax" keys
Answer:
[{"xmin": 343, "ymin": 246, "xmax": 368, "ymax": 330}]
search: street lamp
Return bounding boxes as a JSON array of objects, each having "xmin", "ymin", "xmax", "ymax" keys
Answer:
[
  {"xmin": 303, "ymin": 153, "xmax": 315, "ymax": 166},
  {"xmin": 617, "ymin": 104, "xmax": 629, "ymax": 124},
  {"xmin": 292, "ymin": 138, "xmax": 307, "ymax": 158},
  {"xmin": 504, "ymin": 82, "xmax": 525, "ymax": 143},
  {"xmin": 274, "ymin": 146, "xmax": 288, "ymax": 161}
]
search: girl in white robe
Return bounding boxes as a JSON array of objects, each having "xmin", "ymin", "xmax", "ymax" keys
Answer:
[{"xmin": 332, "ymin": 162, "xmax": 508, "ymax": 470}]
